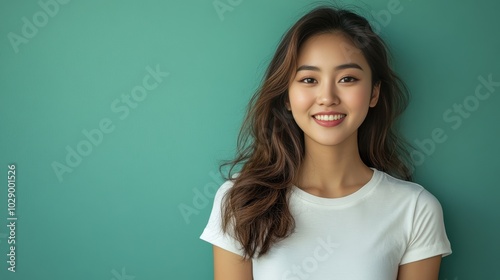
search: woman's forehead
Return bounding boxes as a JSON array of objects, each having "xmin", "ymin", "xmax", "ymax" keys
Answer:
[{"xmin": 297, "ymin": 32, "xmax": 369, "ymax": 70}]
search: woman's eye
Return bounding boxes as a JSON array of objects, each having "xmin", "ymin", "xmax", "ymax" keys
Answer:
[
  {"xmin": 300, "ymin": 78, "xmax": 317, "ymax": 84},
  {"xmin": 339, "ymin": 76, "xmax": 358, "ymax": 83}
]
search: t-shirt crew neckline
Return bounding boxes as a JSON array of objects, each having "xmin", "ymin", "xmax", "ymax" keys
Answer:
[{"xmin": 291, "ymin": 168, "xmax": 382, "ymax": 207}]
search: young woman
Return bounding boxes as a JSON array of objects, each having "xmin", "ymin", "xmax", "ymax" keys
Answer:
[{"xmin": 201, "ymin": 6, "xmax": 451, "ymax": 280}]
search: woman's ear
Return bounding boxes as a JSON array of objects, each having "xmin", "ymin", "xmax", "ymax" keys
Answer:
[
  {"xmin": 369, "ymin": 82, "xmax": 381, "ymax": 107},
  {"xmin": 285, "ymin": 100, "xmax": 291, "ymax": 111}
]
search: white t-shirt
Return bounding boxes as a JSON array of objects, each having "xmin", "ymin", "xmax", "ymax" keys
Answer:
[{"xmin": 200, "ymin": 169, "xmax": 452, "ymax": 280}]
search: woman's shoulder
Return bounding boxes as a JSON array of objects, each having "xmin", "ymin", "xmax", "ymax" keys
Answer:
[
  {"xmin": 215, "ymin": 180, "xmax": 234, "ymax": 197},
  {"xmin": 213, "ymin": 173, "xmax": 240, "ymax": 199},
  {"xmin": 375, "ymin": 169, "xmax": 438, "ymax": 202},
  {"xmin": 378, "ymin": 168, "xmax": 442, "ymax": 213},
  {"xmin": 376, "ymin": 169, "xmax": 421, "ymax": 189}
]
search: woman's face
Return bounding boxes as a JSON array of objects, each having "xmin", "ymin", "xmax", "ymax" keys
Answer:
[{"xmin": 287, "ymin": 32, "xmax": 379, "ymax": 149}]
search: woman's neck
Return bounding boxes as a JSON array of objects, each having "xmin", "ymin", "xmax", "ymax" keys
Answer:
[{"xmin": 295, "ymin": 136, "xmax": 373, "ymax": 198}]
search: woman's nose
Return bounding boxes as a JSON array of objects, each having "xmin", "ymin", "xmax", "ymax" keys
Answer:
[{"xmin": 317, "ymin": 82, "xmax": 340, "ymax": 106}]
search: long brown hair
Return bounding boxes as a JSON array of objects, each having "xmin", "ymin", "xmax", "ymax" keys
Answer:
[{"xmin": 220, "ymin": 6, "xmax": 412, "ymax": 259}]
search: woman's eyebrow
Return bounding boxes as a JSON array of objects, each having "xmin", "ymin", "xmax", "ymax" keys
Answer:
[
  {"xmin": 296, "ymin": 65, "xmax": 320, "ymax": 72},
  {"xmin": 335, "ymin": 63, "xmax": 363, "ymax": 71},
  {"xmin": 296, "ymin": 63, "xmax": 363, "ymax": 72}
]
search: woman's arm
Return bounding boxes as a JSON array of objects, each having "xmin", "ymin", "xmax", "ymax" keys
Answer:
[
  {"xmin": 213, "ymin": 245, "xmax": 253, "ymax": 280},
  {"xmin": 397, "ymin": 255, "xmax": 442, "ymax": 280}
]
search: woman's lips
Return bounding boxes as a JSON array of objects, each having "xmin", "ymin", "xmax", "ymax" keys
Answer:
[{"xmin": 312, "ymin": 112, "xmax": 346, "ymax": 127}]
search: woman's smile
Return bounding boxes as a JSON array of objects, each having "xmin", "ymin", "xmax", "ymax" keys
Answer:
[{"xmin": 312, "ymin": 112, "xmax": 346, "ymax": 127}]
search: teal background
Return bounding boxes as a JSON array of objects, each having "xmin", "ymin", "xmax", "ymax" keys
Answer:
[{"xmin": 0, "ymin": 0, "xmax": 498, "ymax": 279}]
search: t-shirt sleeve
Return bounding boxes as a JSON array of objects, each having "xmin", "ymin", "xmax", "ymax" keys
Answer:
[
  {"xmin": 200, "ymin": 180, "xmax": 245, "ymax": 257},
  {"xmin": 400, "ymin": 189, "xmax": 452, "ymax": 265}
]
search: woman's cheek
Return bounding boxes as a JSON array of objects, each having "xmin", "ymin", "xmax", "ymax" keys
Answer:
[
  {"xmin": 291, "ymin": 88, "xmax": 314, "ymax": 107},
  {"xmin": 345, "ymin": 87, "xmax": 372, "ymax": 107}
]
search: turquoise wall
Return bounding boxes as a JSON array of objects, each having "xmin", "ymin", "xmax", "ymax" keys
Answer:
[{"xmin": 1, "ymin": 0, "xmax": 498, "ymax": 279}]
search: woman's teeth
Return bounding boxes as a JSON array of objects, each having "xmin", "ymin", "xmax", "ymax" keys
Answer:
[{"xmin": 314, "ymin": 114, "xmax": 345, "ymax": 121}]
